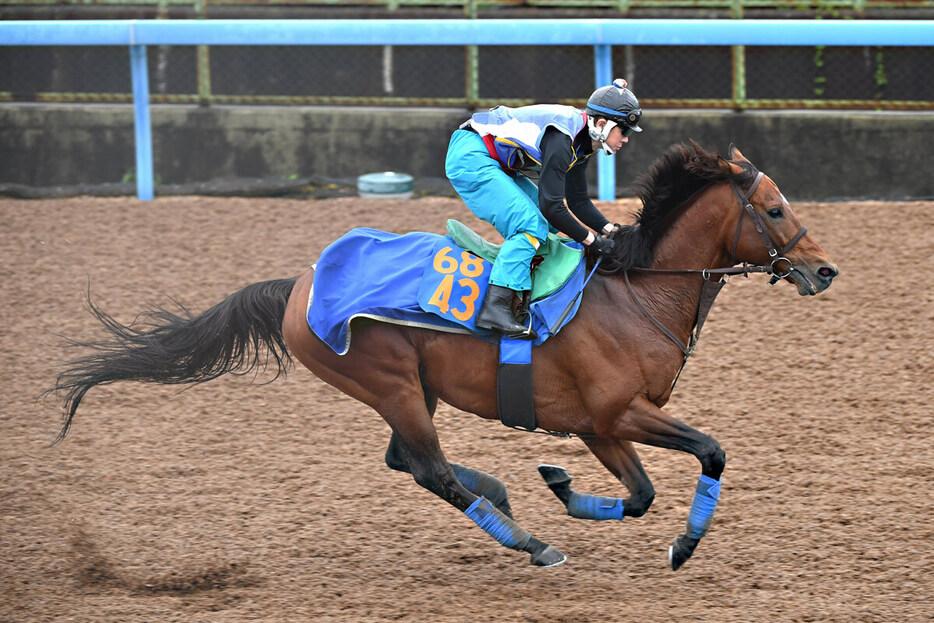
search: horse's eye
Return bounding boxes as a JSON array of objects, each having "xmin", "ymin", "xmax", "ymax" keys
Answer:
[{"xmin": 767, "ymin": 207, "xmax": 784, "ymax": 219}]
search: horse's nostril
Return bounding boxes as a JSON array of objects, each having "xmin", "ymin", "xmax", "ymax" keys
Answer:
[{"xmin": 817, "ymin": 266, "xmax": 838, "ymax": 279}]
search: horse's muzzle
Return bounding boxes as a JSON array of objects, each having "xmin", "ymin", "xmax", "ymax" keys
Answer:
[{"xmin": 788, "ymin": 261, "xmax": 839, "ymax": 295}]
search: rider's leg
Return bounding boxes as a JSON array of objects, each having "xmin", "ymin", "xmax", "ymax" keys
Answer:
[
  {"xmin": 476, "ymin": 232, "xmax": 540, "ymax": 336},
  {"xmin": 445, "ymin": 131, "xmax": 548, "ymax": 337}
]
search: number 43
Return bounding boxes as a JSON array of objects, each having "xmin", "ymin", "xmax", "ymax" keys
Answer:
[{"xmin": 427, "ymin": 247, "xmax": 485, "ymax": 321}]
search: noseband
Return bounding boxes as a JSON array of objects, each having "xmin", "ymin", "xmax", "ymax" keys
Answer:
[{"xmin": 729, "ymin": 171, "xmax": 808, "ymax": 284}]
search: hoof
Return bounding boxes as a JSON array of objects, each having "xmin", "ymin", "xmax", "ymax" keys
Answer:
[
  {"xmin": 669, "ymin": 534, "xmax": 700, "ymax": 571},
  {"xmin": 530, "ymin": 545, "xmax": 567, "ymax": 568},
  {"xmin": 537, "ymin": 464, "xmax": 572, "ymax": 486}
]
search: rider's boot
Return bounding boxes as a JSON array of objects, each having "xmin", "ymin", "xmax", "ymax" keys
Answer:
[{"xmin": 476, "ymin": 284, "xmax": 536, "ymax": 340}]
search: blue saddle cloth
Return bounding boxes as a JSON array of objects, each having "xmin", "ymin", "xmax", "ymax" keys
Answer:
[{"xmin": 307, "ymin": 227, "xmax": 586, "ymax": 355}]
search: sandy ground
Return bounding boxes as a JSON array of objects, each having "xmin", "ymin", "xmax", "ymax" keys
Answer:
[{"xmin": 1, "ymin": 195, "xmax": 932, "ymax": 622}]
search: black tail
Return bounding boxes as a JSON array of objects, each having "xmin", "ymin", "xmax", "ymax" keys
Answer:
[{"xmin": 49, "ymin": 277, "xmax": 298, "ymax": 444}]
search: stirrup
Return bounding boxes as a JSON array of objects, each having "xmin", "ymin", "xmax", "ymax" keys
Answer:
[
  {"xmin": 503, "ymin": 322, "xmax": 537, "ymax": 341},
  {"xmin": 477, "ymin": 318, "xmax": 537, "ymax": 340},
  {"xmin": 476, "ymin": 309, "xmax": 537, "ymax": 340}
]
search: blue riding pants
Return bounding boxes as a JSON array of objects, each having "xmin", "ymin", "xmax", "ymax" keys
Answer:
[{"xmin": 445, "ymin": 129, "xmax": 551, "ymax": 292}]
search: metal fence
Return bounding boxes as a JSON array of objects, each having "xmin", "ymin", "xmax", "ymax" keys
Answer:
[
  {"xmin": 5, "ymin": 18, "xmax": 931, "ymax": 200},
  {"xmin": 2, "ymin": 0, "xmax": 934, "ymax": 110}
]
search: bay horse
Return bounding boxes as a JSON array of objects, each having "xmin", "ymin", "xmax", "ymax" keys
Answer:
[{"xmin": 50, "ymin": 142, "xmax": 838, "ymax": 570}]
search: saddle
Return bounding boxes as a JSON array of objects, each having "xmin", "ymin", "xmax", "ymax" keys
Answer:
[
  {"xmin": 445, "ymin": 219, "xmax": 582, "ymax": 301},
  {"xmin": 307, "ymin": 225, "xmax": 589, "ymax": 433},
  {"xmin": 307, "ymin": 226, "xmax": 587, "ymax": 356},
  {"xmin": 446, "ymin": 219, "xmax": 588, "ymax": 432}
]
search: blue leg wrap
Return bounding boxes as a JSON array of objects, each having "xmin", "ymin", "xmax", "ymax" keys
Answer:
[
  {"xmin": 452, "ymin": 464, "xmax": 508, "ymax": 507},
  {"xmin": 465, "ymin": 496, "xmax": 531, "ymax": 550},
  {"xmin": 566, "ymin": 491, "xmax": 625, "ymax": 521},
  {"xmin": 686, "ymin": 474, "xmax": 722, "ymax": 539}
]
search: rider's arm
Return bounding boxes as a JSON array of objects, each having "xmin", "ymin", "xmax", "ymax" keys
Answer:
[
  {"xmin": 538, "ymin": 128, "xmax": 591, "ymax": 243},
  {"xmin": 565, "ymin": 158, "xmax": 611, "ymax": 236}
]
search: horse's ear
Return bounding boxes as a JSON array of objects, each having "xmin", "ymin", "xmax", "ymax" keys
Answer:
[
  {"xmin": 728, "ymin": 144, "xmax": 749, "ymax": 163},
  {"xmin": 718, "ymin": 155, "xmax": 744, "ymax": 177}
]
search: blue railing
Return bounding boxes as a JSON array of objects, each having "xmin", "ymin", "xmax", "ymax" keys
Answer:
[{"xmin": 3, "ymin": 19, "xmax": 932, "ymax": 200}]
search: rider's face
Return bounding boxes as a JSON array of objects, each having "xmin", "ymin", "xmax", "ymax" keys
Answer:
[
  {"xmin": 605, "ymin": 124, "xmax": 629, "ymax": 153},
  {"xmin": 593, "ymin": 121, "xmax": 629, "ymax": 154}
]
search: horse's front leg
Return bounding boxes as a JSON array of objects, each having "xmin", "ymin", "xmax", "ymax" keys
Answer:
[
  {"xmin": 538, "ymin": 437, "xmax": 655, "ymax": 520},
  {"xmin": 606, "ymin": 395, "xmax": 726, "ymax": 571}
]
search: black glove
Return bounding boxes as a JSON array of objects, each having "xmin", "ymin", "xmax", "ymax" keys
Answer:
[{"xmin": 590, "ymin": 235, "xmax": 616, "ymax": 258}]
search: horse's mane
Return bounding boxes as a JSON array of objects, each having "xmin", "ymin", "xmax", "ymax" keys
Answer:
[{"xmin": 596, "ymin": 140, "xmax": 758, "ymax": 272}]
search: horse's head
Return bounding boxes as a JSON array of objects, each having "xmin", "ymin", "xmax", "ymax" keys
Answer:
[{"xmin": 719, "ymin": 145, "xmax": 839, "ymax": 295}]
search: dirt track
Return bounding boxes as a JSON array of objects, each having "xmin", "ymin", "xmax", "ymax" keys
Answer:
[{"xmin": 2, "ymin": 196, "xmax": 932, "ymax": 622}]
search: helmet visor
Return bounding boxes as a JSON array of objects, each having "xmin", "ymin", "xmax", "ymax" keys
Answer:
[{"xmin": 620, "ymin": 110, "xmax": 642, "ymax": 136}]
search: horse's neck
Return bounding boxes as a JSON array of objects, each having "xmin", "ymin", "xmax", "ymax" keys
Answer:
[
  {"xmin": 622, "ymin": 184, "xmax": 736, "ymax": 338},
  {"xmin": 653, "ymin": 184, "xmax": 735, "ymax": 271}
]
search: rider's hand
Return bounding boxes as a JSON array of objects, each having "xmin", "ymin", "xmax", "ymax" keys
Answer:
[{"xmin": 589, "ymin": 235, "xmax": 616, "ymax": 258}]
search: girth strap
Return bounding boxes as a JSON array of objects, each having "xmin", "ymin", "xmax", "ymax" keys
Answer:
[{"xmin": 497, "ymin": 336, "xmax": 536, "ymax": 431}]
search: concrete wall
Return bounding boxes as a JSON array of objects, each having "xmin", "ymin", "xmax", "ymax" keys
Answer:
[{"xmin": 1, "ymin": 103, "xmax": 932, "ymax": 200}]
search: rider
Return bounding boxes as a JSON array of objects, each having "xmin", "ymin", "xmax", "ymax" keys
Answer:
[{"xmin": 445, "ymin": 78, "xmax": 643, "ymax": 339}]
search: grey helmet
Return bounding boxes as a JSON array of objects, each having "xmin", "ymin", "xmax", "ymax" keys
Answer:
[{"xmin": 585, "ymin": 78, "xmax": 642, "ymax": 154}]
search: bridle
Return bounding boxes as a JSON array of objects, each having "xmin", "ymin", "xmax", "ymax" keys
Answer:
[
  {"xmin": 600, "ymin": 169, "xmax": 808, "ymax": 283},
  {"xmin": 616, "ymin": 169, "xmax": 810, "ymax": 391},
  {"xmin": 729, "ymin": 170, "xmax": 808, "ymax": 285},
  {"xmin": 529, "ymin": 168, "xmax": 811, "ymax": 439}
]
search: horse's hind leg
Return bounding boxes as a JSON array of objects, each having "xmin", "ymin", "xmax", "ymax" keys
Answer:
[
  {"xmin": 538, "ymin": 438, "xmax": 655, "ymax": 521},
  {"xmin": 451, "ymin": 463, "xmax": 512, "ymax": 518},
  {"xmin": 383, "ymin": 388, "xmax": 436, "ymax": 472},
  {"xmin": 384, "ymin": 430, "xmax": 410, "ymax": 472},
  {"xmin": 287, "ymin": 315, "xmax": 560, "ymax": 566},
  {"xmin": 386, "ymin": 421, "xmax": 513, "ymax": 518},
  {"xmin": 381, "ymin": 404, "xmax": 561, "ymax": 566}
]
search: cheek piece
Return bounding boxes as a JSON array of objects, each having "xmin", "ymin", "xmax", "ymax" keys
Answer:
[{"xmin": 587, "ymin": 117, "xmax": 620, "ymax": 155}]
